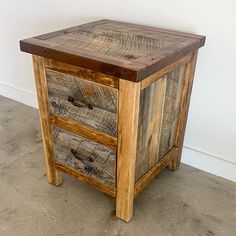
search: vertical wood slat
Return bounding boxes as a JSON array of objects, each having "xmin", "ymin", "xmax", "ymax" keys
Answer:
[
  {"xmin": 148, "ymin": 79, "xmax": 166, "ymax": 168},
  {"xmin": 116, "ymin": 79, "xmax": 140, "ymax": 222},
  {"xmin": 32, "ymin": 55, "xmax": 62, "ymax": 185},
  {"xmin": 167, "ymin": 52, "xmax": 198, "ymax": 170},
  {"xmin": 169, "ymin": 66, "xmax": 185, "ymax": 148},
  {"xmin": 135, "ymin": 78, "xmax": 166, "ymax": 181},
  {"xmin": 158, "ymin": 65, "xmax": 185, "ymax": 158}
]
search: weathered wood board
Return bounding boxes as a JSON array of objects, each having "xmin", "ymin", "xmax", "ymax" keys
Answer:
[
  {"xmin": 45, "ymin": 58, "xmax": 119, "ymax": 89},
  {"xmin": 159, "ymin": 65, "xmax": 185, "ymax": 158},
  {"xmin": 135, "ymin": 78, "xmax": 166, "ymax": 181},
  {"xmin": 46, "ymin": 69, "xmax": 118, "ymax": 137},
  {"xmin": 45, "ymin": 22, "xmax": 187, "ymax": 64},
  {"xmin": 52, "ymin": 126, "xmax": 116, "ymax": 187},
  {"xmin": 135, "ymin": 65, "xmax": 185, "ymax": 181}
]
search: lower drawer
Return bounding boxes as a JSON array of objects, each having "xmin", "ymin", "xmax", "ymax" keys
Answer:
[{"xmin": 51, "ymin": 127, "xmax": 116, "ymax": 187}]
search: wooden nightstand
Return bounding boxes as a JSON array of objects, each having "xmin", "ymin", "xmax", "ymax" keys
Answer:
[{"xmin": 20, "ymin": 19, "xmax": 205, "ymax": 222}]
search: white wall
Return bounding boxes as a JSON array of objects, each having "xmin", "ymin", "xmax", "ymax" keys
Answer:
[{"xmin": 1, "ymin": 0, "xmax": 236, "ymax": 182}]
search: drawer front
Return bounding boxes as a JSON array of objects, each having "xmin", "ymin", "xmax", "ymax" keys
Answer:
[
  {"xmin": 52, "ymin": 127, "xmax": 116, "ymax": 187},
  {"xmin": 46, "ymin": 69, "xmax": 118, "ymax": 137}
]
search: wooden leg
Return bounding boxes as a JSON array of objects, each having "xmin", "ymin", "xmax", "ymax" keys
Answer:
[
  {"xmin": 167, "ymin": 52, "xmax": 198, "ymax": 171},
  {"xmin": 32, "ymin": 55, "xmax": 62, "ymax": 185},
  {"xmin": 116, "ymin": 80, "xmax": 140, "ymax": 222}
]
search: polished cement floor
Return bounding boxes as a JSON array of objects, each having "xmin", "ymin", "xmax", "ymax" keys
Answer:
[{"xmin": 0, "ymin": 95, "xmax": 236, "ymax": 236}]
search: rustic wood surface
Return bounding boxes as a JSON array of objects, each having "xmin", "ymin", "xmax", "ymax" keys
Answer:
[
  {"xmin": 32, "ymin": 55, "xmax": 62, "ymax": 186},
  {"xmin": 134, "ymin": 147, "xmax": 178, "ymax": 198},
  {"xmin": 20, "ymin": 19, "xmax": 205, "ymax": 81},
  {"xmin": 158, "ymin": 65, "xmax": 185, "ymax": 158},
  {"xmin": 50, "ymin": 114, "xmax": 117, "ymax": 150},
  {"xmin": 45, "ymin": 58, "xmax": 119, "ymax": 89},
  {"xmin": 116, "ymin": 80, "xmax": 140, "ymax": 222},
  {"xmin": 135, "ymin": 78, "xmax": 166, "ymax": 181},
  {"xmin": 55, "ymin": 161, "xmax": 116, "ymax": 197},
  {"xmin": 46, "ymin": 69, "xmax": 118, "ymax": 137},
  {"xmin": 167, "ymin": 52, "xmax": 198, "ymax": 171},
  {"xmin": 52, "ymin": 127, "xmax": 116, "ymax": 187},
  {"xmin": 140, "ymin": 53, "xmax": 192, "ymax": 90},
  {"xmin": 135, "ymin": 64, "xmax": 185, "ymax": 181}
]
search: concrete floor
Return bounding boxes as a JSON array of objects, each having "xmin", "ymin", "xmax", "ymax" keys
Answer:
[{"xmin": 0, "ymin": 95, "xmax": 236, "ymax": 236}]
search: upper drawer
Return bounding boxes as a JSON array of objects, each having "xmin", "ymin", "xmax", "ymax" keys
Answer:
[{"xmin": 46, "ymin": 69, "xmax": 118, "ymax": 137}]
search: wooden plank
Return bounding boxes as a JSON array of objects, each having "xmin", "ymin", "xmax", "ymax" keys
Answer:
[
  {"xmin": 106, "ymin": 19, "xmax": 206, "ymax": 42},
  {"xmin": 32, "ymin": 55, "xmax": 62, "ymax": 185},
  {"xmin": 140, "ymin": 53, "xmax": 192, "ymax": 90},
  {"xmin": 35, "ymin": 20, "xmax": 107, "ymax": 40},
  {"xmin": 135, "ymin": 78, "xmax": 166, "ymax": 181},
  {"xmin": 50, "ymin": 114, "xmax": 117, "ymax": 150},
  {"xmin": 158, "ymin": 64, "xmax": 186, "ymax": 158},
  {"xmin": 116, "ymin": 80, "xmax": 140, "ymax": 222},
  {"xmin": 44, "ymin": 58, "xmax": 119, "ymax": 89},
  {"xmin": 134, "ymin": 147, "xmax": 178, "ymax": 198},
  {"xmin": 46, "ymin": 69, "xmax": 118, "ymax": 137},
  {"xmin": 52, "ymin": 127, "xmax": 116, "ymax": 187},
  {"xmin": 55, "ymin": 161, "xmax": 116, "ymax": 198},
  {"xmin": 20, "ymin": 20, "xmax": 205, "ymax": 82},
  {"xmin": 167, "ymin": 52, "xmax": 198, "ymax": 171}
]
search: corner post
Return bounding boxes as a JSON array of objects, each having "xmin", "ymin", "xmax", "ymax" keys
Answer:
[
  {"xmin": 116, "ymin": 79, "xmax": 140, "ymax": 222},
  {"xmin": 32, "ymin": 55, "xmax": 62, "ymax": 185}
]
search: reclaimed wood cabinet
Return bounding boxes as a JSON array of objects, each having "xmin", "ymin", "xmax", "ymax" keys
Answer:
[{"xmin": 20, "ymin": 19, "xmax": 205, "ymax": 222}]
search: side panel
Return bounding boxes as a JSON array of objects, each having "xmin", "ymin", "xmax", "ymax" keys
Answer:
[{"xmin": 135, "ymin": 65, "xmax": 185, "ymax": 181}]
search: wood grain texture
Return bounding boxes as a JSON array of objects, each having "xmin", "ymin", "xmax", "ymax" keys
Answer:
[
  {"xmin": 55, "ymin": 161, "xmax": 116, "ymax": 197},
  {"xmin": 135, "ymin": 64, "xmax": 185, "ymax": 181},
  {"xmin": 159, "ymin": 65, "xmax": 185, "ymax": 158},
  {"xmin": 46, "ymin": 69, "xmax": 118, "ymax": 137},
  {"xmin": 134, "ymin": 147, "xmax": 178, "ymax": 198},
  {"xmin": 167, "ymin": 52, "xmax": 198, "ymax": 171},
  {"xmin": 52, "ymin": 127, "xmax": 116, "ymax": 187},
  {"xmin": 32, "ymin": 55, "xmax": 62, "ymax": 186},
  {"xmin": 20, "ymin": 19, "xmax": 205, "ymax": 81},
  {"xmin": 116, "ymin": 80, "xmax": 140, "ymax": 222},
  {"xmin": 140, "ymin": 53, "xmax": 192, "ymax": 90},
  {"xmin": 50, "ymin": 114, "xmax": 117, "ymax": 150},
  {"xmin": 135, "ymin": 78, "xmax": 166, "ymax": 181},
  {"xmin": 45, "ymin": 58, "xmax": 119, "ymax": 88}
]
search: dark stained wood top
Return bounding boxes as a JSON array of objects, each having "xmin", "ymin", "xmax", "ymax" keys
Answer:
[{"xmin": 20, "ymin": 19, "xmax": 205, "ymax": 82}]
